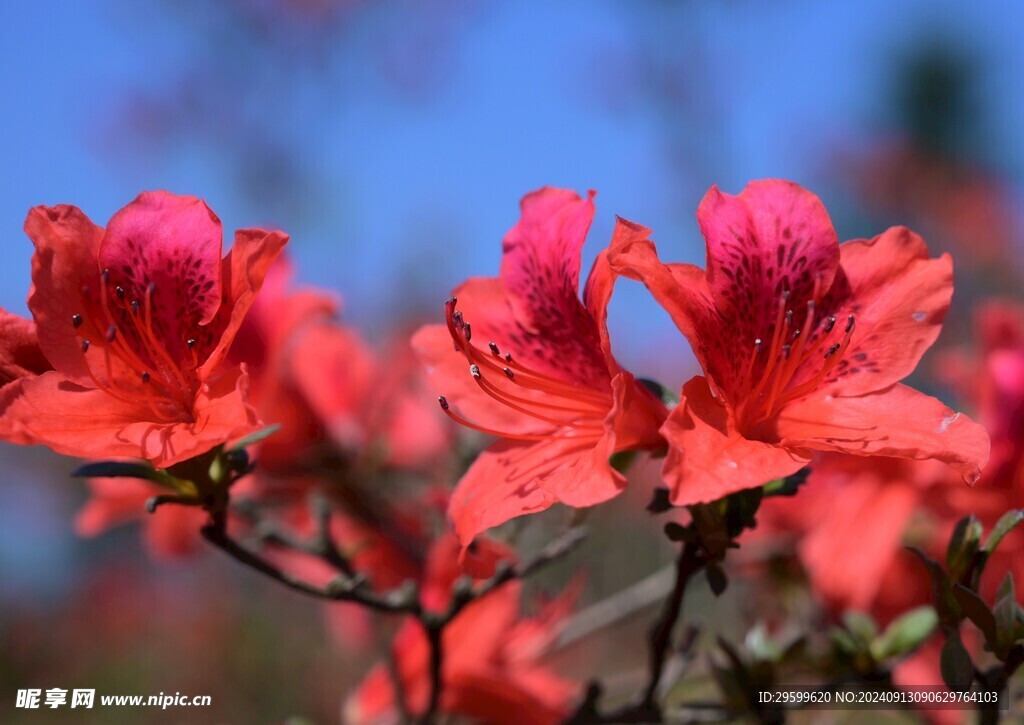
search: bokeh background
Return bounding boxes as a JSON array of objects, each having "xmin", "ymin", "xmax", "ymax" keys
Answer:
[{"xmin": 2, "ymin": 1, "xmax": 1023, "ymax": 722}]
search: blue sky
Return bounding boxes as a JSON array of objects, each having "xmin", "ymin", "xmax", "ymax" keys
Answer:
[{"xmin": 0, "ymin": 0, "xmax": 1022, "ymax": 381}]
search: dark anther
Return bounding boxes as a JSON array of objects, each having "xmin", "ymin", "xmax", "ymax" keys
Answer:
[
  {"xmin": 81, "ymin": 339, "xmax": 91, "ymax": 352},
  {"xmin": 187, "ymin": 338, "xmax": 196, "ymax": 349},
  {"xmin": 503, "ymin": 367, "xmax": 514, "ymax": 379},
  {"xmin": 71, "ymin": 314, "xmax": 83, "ymax": 328},
  {"xmin": 845, "ymin": 314, "xmax": 855, "ymax": 333},
  {"xmin": 754, "ymin": 338, "xmax": 763, "ymax": 351},
  {"xmin": 452, "ymin": 311, "xmax": 464, "ymax": 325},
  {"xmin": 147, "ymin": 282, "xmax": 156, "ymax": 295},
  {"xmin": 131, "ymin": 300, "xmax": 140, "ymax": 315},
  {"xmin": 469, "ymin": 364, "xmax": 481, "ymax": 379},
  {"xmin": 785, "ymin": 309, "xmax": 794, "ymax": 326},
  {"xmin": 780, "ymin": 289, "xmax": 790, "ymax": 301},
  {"xmin": 141, "ymin": 371, "xmax": 151, "ymax": 383},
  {"xmin": 489, "ymin": 342, "xmax": 501, "ymax": 356},
  {"xmin": 464, "ymin": 323, "xmax": 472, "ymax": 341},
  {"xmin": 505, "ymin": 352, "xmax": 513, "ymax": 363},
  {"xmin": 106, "ymin": 325, "xmax": 117, "ymax": 342},
  {"xmin": 825, "ymin": 343, "xmax": 841, "ymax": 358},
  {"xmin": 115, "ymin": 286, "xmax": 125, "ymax": 300},
  {"xmin": 438, "ymin": 396, "xmax": 449, "ymax": 411},
  {"xmin": 782, "ymin": 344, "xmax": 791, "ymax": 359},
  {"xmin": 101, "ymin": 268, "xmax": 110, "ymax": 282},
  {"xmin": 824, "ymin": 315, "xmax": 836, "ymax": 333},
  {"xmin": 791, "ymin": 329, "xmax": 801, "ymax": 340}
]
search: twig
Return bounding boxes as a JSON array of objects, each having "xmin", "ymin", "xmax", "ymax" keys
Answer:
[
  {"xmin": 201, "ymin": 510, "xmax": 588, "ymax": 724},
  {"xmin": 562, "ymin": 541, "xmax": 704, "ymax": 724}
]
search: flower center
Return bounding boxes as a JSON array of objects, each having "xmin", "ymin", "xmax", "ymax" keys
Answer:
[
  {"xmin": 729, "ymin": 289, "xmax": 856, "ymax": 434},
  {"xmin": 436, "ymin": 297, "xmax": 610, "ymax": 442},
  {"xmin": 71, "ymin": 269, "xmax": 199, "ymax": 421}
]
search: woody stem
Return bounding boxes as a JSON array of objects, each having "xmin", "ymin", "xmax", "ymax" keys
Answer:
[{"xmin": 642, "ymin": 540, "xmax": 702, "ymax": 709}]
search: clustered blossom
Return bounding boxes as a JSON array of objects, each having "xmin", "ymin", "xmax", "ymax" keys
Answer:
[
  {"xmin": 414, "ymin": 188, "xmax": 668, "ymax": 549},
  {"xmin": 0, "ymin": 191, "xmax": 286, "ymax": 466},
  {"xmin": 0, "ymin": 180, "xmax": 1011, "ymax": 722}
]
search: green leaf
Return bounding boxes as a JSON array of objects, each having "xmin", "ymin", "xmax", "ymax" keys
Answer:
[
  {"xmin": 637, "ymin": 377, "xmax": 679, "ymax": 407},
  {"xmin": 830, "ymin": 627, "xmax": 860, "ymax": 656},
  {"xmin": 985, "ymin": 509, "xmax": 1024, "ymax": 553},
  {"xmin": 843, "ymin": 610, "xmax": 879, "ymax": 643},
  {"xmin": 706, "ymin": 563, "xmax": 728, "ymax": 596},
  {"xmin": 871, "ymin": 606, "xmax": 938, "ymax": 661},
  {"xmin": 946, "ymin": 515, "xmax": 983, "ymax": 578},
  {"xmin": 952, "ymin": 584, "xmax": 998, "ymax": 650},
  {"xmin": 940, "ymin": 632, "xmax": 974, "ymax": 691},
  {"xmin": 763, "ymin": 467, "xmax": 810, "ymax": 498},
  {"xmin": 907, "ymin": 546, "xmax": 962, "ymax": 627},
  {"xmin": 71, "ymin": 460, "xmax": 177, "ymax": 488},
  {"xmin": 993, "ymin": 572, "xmax": 1018, "ymax": 658},
  {"xmin": 609, "ymin": 450, "xmax": 637, "ymax": 474},
  {"xmin": 228, "ymin": 424, "xmax": 282, "ymax": 452}
]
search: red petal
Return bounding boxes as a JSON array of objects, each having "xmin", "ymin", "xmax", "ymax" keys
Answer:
[
  {"xmin": 198, "ymin": 228, "xmax": 288, "ymax": 377},
  {"xmin": 7, "ymin": 366, "xmax": 258, "ymax": 468},
  {"xmin": 496, "ymin": 188, "xmax": 609, "ymax": 384},
  {"xmin": 288, "ymin": 322, "xmax": 375, "ymax": 450},
  {"xmin": 818, "ymin": 227, "xmax": 953, "ymax": 396},
  {"xmin": 697, "ymin": 180, "xmax": 840, "ymax": 315},
  {"xmin": 606, "ymin": 220, "xmax": 719, "ymax": 381},
  {"xmin": 447, "ymin": 441, "xmax": 563, "ymax": 547},
  {"xmin": 25, "ymin": 203, "xmax": 105, "ymax": 384},
  {"xmin": 798, "ymin": 474, "xmax": 919, "ymax": 610},
  {"xmin": 0, "ymin": 309, "xmax": 50, "ymax": 386},
  {"xmin": 774, "ymin": 383, "xmax": 991, "ymax": 484},
  {"xmin": 663, "ymin": 376, "xmax": 810, "ymax": 506}
]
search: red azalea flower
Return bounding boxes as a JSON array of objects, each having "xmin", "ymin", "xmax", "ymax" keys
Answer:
[
  {"xmin": 937, "ymin": 301, "xmax": 1024, "ymax": 490},
  {"xmin": 75, "ymin": 476, "xmax": 208, "ymax": 558},
  {"xmin": 227, "ymin": 255, "xmax": 340, "ymax": 473},
  {"xmin": 413, "ymin": 187, "xmax": 667, "ymax": 547},
  {"xmin": 290, "ymin": 323, "xmax": 451, "ymax": 470},
  {"xmin": 345, "ymin": 534, "xmax": 578, "ymax": 725},
  {"xmin": 609, "ymin": 179, "xmax": 990, "ymax": 505},
  {"xmin": 0, "ymin": 191, "xmax": 287, "ymax": 467}
]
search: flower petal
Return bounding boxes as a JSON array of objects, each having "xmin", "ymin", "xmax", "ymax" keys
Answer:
[
  {"xmin": 697, "ymin": 180, "xmax": 840, "ymax": 316},
  {"xmin": 774, "ymin": 383, "xmax": 991, "ymax": 484},
  {"xmin": 821, "ymin": 227, "xmax": 953, "ymax": 396},
  {"xmin": 197, "ymin": 228, "xmax": 289, "ymax": 377},
  {"xmin": 99, "ymin": 191, "xmax": 225, "ymax": 371},
  {"xmin": 497, "ymin": 188, "xmax": 609, "ymax": 384},
  {"xmin": 798, "ymin": 474, "xmax": 919, "ymax": 610},
  {"xmin": 25, "ymin": 203, "xmax": 105, "ymax": 383},
  {"xmin": 606, "ymin": 219, "xmax": 719, "ymax": 380},
  {"xmin": 6, "ymin": 367, "xmax": 258, "ymax": 468},
  {"xmin": 663, "ymin": 376, "xmax": 810, "ymax": 506},
  {"xmin": 0, "ymin": 309, "xmax": 50, "ymax": 386},
  {"xmin": 447, "ymin": 440, "xmax": 564, "ymax": 547}
]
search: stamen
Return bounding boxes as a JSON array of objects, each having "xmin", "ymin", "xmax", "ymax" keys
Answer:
[
  {"xmin": 437, "ymin": 395, "xmax": 599, "ymax": 442},
  {"xmin": 503, "ymin": 367, "xmax": 515, "ymax": 379},
  {"xmin": 72, "ymin": 314, "xmax": 83, "ymax": 329},
  {"xmin": 824, "ymin": 316, "xmax": 836, "ymax": 333},
  {"xmin": 115, "ymin": 286, "xmax": 125, "ymax": 300},
  {"xmin": 470, "ymin": 364, "xmax": 481, "ymax": 379},
  {"xmin": 81, "ymin": 339, "xmax": 90, "ymax": 353},
  {"xmin": 489, "ymin": 342, "xmax": 501, "ymax": 357}
]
